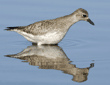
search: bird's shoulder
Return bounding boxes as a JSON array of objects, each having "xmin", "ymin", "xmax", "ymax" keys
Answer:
[
  {"xmin": 23, "ymin": 19, "xmax": 57, "ymax": 35},
  {"xmin": 27, "ymin": 19, "xmax": 56, "ymax": 28}
]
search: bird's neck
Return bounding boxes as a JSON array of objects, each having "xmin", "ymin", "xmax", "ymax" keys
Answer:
[{"xmin": 60, "ymin": 13, "xmax": 79, "ymax": 28}]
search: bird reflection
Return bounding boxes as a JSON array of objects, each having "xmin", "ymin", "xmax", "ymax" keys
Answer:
[{"xmin": 5, "ymin": 44, "xmax": 94, "ymax": 82}]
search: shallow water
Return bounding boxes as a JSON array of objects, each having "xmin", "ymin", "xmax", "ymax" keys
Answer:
[{"xmin": 0, "ymin": 0, "xmax": 110, "ymax": 85}]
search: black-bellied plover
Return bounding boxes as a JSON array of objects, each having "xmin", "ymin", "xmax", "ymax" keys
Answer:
[{"xmin": 5, "ymin": 8, "xmax": 94, "ymax": 45}]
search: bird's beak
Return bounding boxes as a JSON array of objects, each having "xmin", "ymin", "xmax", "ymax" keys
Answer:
[{"xmin": 87, "ymin": 18, "xmax": 95, "ymax": 25}]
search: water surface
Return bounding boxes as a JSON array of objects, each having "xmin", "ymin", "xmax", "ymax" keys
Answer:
[{"xmin": 0, "ymin": 0, "xmax": 110, "ymax": 85}]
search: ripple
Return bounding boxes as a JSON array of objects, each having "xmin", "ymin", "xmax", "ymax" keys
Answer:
[
  {"xmin": 59, "ymin": 39, "xmax": 84, "ymax": 49},
  {"xmin": 11, "ymin": 39, "xmax": 84, "ymax": 49}
]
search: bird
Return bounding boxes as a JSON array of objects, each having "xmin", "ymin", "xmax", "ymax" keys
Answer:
[{"xmin": 5, "ymin": 8, "xmax": 94, "ymax": 45}]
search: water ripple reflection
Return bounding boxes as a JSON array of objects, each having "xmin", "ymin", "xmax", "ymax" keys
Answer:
[
  {"xmin": 5, "ymin": 45, "xmax": 94, "ymax": 82},
  {"xmin": 60, "ymin": 39, "xmax": 84, "ymax": 49}
]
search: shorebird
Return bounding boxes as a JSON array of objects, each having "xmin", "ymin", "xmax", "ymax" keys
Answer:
[{"xmin": 5, "ymin": 8, "xmax": 94, "ymax": 45}]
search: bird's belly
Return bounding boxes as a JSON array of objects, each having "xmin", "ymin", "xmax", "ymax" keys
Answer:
[
  {"xmin": 35, "ymin": 32, "xmax": 66, "ymax": 44},
  {"xmin": 17, "ymin": 30, "xmax": 66, "ymax": 45}
]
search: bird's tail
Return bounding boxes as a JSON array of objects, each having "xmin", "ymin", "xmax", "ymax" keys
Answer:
[
  {"xmin": 5, "ymin": 27, "xmax": 19, "ymax": 31},
  {"xmin": 5, "ymin": 27, "xmax": 25, "ymax": 31}
]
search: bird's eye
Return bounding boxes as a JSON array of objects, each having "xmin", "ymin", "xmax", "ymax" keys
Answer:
[{"xmin": 83, "ymin": 15, "xmax": 86, "ymax": 17}]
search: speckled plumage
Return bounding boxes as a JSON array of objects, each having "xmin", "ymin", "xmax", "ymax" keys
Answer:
[{"xmin": 6, "ymin": 8, "xmax": 94, "ymax": 45}]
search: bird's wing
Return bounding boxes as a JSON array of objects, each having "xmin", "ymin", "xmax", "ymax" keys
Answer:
[
  {"xmin": 6, "ymin": 20, "xmax": 57, "ymax": 35},
  {"xmin": 23, "ymin": 20, "xmax": 56, "ymax": 35}
]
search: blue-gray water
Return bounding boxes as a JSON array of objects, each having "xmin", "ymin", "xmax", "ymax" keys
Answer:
[{"xmin": 0, "ymin": 0, "xmax": 110, "ymax": 85}]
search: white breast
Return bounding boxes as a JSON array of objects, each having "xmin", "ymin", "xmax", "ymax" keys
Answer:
[
  {"xmin": 35, "ymin": 31, "xmax": 67, "ymax": 45},
  {"xmin": 14, "ymin": 30, "xmax": 67, "ymax": 45}
]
